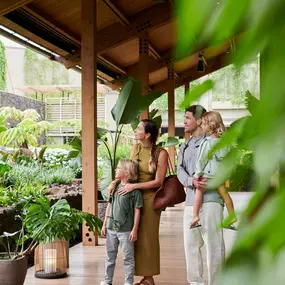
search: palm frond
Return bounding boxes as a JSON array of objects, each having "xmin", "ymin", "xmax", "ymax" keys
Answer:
[{"xmin": 22, "ymin": 109, "xmax": 41, "ymax": 121}]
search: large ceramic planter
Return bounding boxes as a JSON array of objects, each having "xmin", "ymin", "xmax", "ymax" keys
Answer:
[{"xmin": 0, "ymin": 255, "xmax": 28, "ymax": 285}]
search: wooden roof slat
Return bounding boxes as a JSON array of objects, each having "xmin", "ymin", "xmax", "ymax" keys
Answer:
[{"xmin": 0, "ymin": 0, "xmax": 34, "ymax": 17}]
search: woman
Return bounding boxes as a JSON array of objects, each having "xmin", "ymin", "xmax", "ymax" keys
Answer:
[{"xmin": 118, "ymin": 119, "xmax": 168, "ymax": 285}]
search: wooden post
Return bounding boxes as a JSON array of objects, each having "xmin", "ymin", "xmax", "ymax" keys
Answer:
[
  {"xmin": 139, "ymin": 31, "xmax": 149, "ymax": 120},
  {"xmin": 81, "ymin": 0, "xmax": 98, "ymax": 246},
  {"xmin": 168, "ymin": 65, "xmax": 175, "ymax": 168},
  {"xmin": 184, "ymin": 83, "xmax": 191, "ymax": 140}
]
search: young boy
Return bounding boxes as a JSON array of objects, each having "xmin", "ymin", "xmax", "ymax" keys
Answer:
[{"xmin": 100, "ymin": 159, "xmax": 143, "ymax": 285}]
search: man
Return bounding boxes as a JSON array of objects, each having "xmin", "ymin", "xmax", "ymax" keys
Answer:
[{"xmin": 177, "ymin": 105, "xmax": 225, "ymax": 285}]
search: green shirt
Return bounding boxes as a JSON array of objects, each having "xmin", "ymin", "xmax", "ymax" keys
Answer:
[{"xmin": 107, "ymin": 184, "xmax": 143, "ymax": 232}]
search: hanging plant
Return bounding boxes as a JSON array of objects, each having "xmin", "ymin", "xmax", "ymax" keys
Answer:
[{"xmin": 0, "ymin": 40, "xmax": 7, "ymax": 91}]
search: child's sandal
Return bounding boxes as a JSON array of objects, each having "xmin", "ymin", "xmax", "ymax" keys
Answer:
[{"xmin": 190, "ymin": 223, "xmax": 201, "ymax": 229}]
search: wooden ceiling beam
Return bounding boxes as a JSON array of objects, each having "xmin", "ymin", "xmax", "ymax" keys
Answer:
[
  {"xmin": 151, "ymin": 53, "xmax": 232, "ymax": 93},
  {"xmin": 97, "ymin": 2, "xmax": 173, "ymax": 54},
  {"xmin": 108, "ymin": 48, "xmax": 175, "ymax": 90},
  {"xmin": 98, "ymin": 55, "xmax": 127, "ymax": 75},
  {"xmin": 0, "ymin": 0, "xmax": 34, "ymax": 16},
  {"xmin": 102, "ymin": 0, "xmax": 130, "ymax": 26},
  {"xmin": 149, "ymin": 45, "xmax": 179, "ymax": 79},
  {"xmin": 128, "ymin": 48, "xmax": 173, "ymax": 75}
]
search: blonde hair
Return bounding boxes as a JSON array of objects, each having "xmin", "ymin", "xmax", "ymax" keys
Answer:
[
  {"xmin": 108, "ymin": 159, "xmax": 138, "ymax": 196},
  {"xmin": 202, "ymin": 111, "xmax": 226, "ymax": 137}
]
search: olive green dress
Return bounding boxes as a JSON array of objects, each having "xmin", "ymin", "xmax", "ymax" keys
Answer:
[{"xmin": 132, "ymin": 143, "xmax": 162, "ymax": 276}]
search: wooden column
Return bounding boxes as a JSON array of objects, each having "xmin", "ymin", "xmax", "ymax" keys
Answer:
[
  {"xmin": 168, "ymin": 65, "xmax": 175, "ymax": 168},
  {"xmin": 184, "ymin": 83, "xmax": 191, "ymax": 140},
  {"xmin": 139, "ymin": 31, "xmax": 149, "ymax": 120},
  {"xmin": 81, "ymin": 0, "xmax": 98, "ymax": 246}
]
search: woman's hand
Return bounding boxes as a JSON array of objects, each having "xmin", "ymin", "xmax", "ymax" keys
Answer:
[{"xmin": 118, "ymin": 183, "xmax": 135, "ymax": 195}]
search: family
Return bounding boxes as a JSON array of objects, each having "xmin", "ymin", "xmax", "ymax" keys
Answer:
[{"xmin": 100, "ymin": 104, "xmax": 236, "ymax": 285}]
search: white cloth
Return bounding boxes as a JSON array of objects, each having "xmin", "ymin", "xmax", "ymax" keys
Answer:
[{"xmin": 184, "ymin": 203, "xmax": 225, "ymax": 285}]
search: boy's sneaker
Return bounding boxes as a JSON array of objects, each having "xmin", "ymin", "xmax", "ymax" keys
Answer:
[
  {"xmin": 124, "ymin": 283, "xmax": 132, "ymax": 285},
  {"xmin": 100, "ymin": 281, "xmax": 111, "ymax": 285}
]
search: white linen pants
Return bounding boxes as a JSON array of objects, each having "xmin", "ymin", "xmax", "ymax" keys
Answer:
[{"xmin": 184, "ymin": 203, "xmax": 225, "ymax": 285}]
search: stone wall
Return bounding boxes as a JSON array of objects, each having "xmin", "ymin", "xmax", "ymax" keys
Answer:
[{"xmin": 0, "ymin": 91, "xmax": 45, "ymax": 119}]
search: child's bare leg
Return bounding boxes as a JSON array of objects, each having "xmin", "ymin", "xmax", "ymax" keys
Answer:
[
  {"xmin": 218, "ymin": 185, "xmax": 237, "ymax": 224},
  {"xmin": 190, "ymin": 187, "xmax": 204, "ymax": 228}
]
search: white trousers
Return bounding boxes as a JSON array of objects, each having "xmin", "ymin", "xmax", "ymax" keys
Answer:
[{"xmin": 184, "ymin": 203, "xmax": 225, "ymax": 285}]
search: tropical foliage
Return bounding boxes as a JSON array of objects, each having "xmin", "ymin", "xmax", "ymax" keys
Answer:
[
  {"xmin": 0, "ymin": 40, "xmax": 7, "ymax": 91},
  {"xmin": 177, "ymin": 0, "xmax": 285, "ymax": 284},
  {"xmin": 0, "ymin": 107, "xmax": 52, "ymax": 148},
  {"xmin": 0, "ymin": 195, "xmax": 102, "ymax": 260}
]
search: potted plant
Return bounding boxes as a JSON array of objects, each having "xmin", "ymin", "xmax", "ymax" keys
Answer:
[{"xmin": 0, "ymin": 195, "xmax": 102, "ymax": 285}]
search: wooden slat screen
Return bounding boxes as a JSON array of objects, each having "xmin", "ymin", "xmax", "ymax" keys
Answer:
[{"xmin": 45, "ymin": 96, "xmax": 106, "ymax": 136}]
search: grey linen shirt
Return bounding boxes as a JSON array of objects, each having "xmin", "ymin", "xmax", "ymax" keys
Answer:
[{"xmin": 177, "ymin": 135, "xmax": 224, "ymax": 206}]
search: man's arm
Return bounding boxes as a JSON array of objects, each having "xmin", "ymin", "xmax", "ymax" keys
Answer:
[{"xmin": 177, "ymin": 144, "xmax": 193, "ymax": 187}]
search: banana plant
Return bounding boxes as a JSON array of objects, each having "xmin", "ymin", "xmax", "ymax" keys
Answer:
[{"xmin": 131, "ymin": 108, "xmax": 162, "ymax": 130}]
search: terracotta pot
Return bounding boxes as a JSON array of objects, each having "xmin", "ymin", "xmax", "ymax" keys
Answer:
[{"xmin": 0, "ymin": 255, "xmax": 28, "ymax": 285}]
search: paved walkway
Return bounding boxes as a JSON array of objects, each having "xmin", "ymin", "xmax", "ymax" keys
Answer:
[{"xmin": 24, "ymin": 192, "xmax": 252, "ymax": 285}]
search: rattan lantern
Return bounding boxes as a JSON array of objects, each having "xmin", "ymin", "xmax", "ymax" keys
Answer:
[{"xmin": 34, "ymin": 239, "xmax": 67, "ymax": 279}]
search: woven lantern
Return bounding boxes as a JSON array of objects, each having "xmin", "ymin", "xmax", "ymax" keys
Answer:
[{"xmin": 34, "ymin": 239, "xmax": 67, "ymax": 279}]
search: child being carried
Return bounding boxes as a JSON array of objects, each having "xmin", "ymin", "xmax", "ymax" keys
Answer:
[{"xmin": 191, "ymin": 111, "xmax": 237, "ymax": 229}]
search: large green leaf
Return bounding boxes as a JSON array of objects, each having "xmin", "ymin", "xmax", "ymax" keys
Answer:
[
  {"xmin": 69, "ymin": 136, "xmax": 82, "ymax": 152},
  {"xmin": 179, "ymin": 80, "xmax": 214, "ymax": 110},
  {"xmin": 67, "ymin": 150, "xmax": 80, "ymax": 159},
  {"xmin": 99, "ymin": 159, "xmax": 112, "ymax": 201},
  {"xmin": 152, "ymin": 115, "xmax": 162, "ymax": 129},
  {"xmin": 176, "ymin": 0, "xmax": 215, "ymax": 58},
  {"xmin": 0, "ymin": 160, "xmax": 12, "ymax": 175},
  {"xmin": 245, "ymin": 91, "xmax": 260, "ymax": 115},
  {"xmin": 131, "ymin": 109, "xmax": 162, "ymax": 130},
  {"xmin": 158, "ymin": 137, "xmax": 179, "ymax": 147},
  {"xmin": 111, "ymin": 77, "xmax": 142, "ymax": 125},
  {"xmin": 25, "ymin": 197, "xmax": 102, "ymax": 243},
  {"xmin": 111, "ymin": 77, "xmax": 162, "ymax": 125}
]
